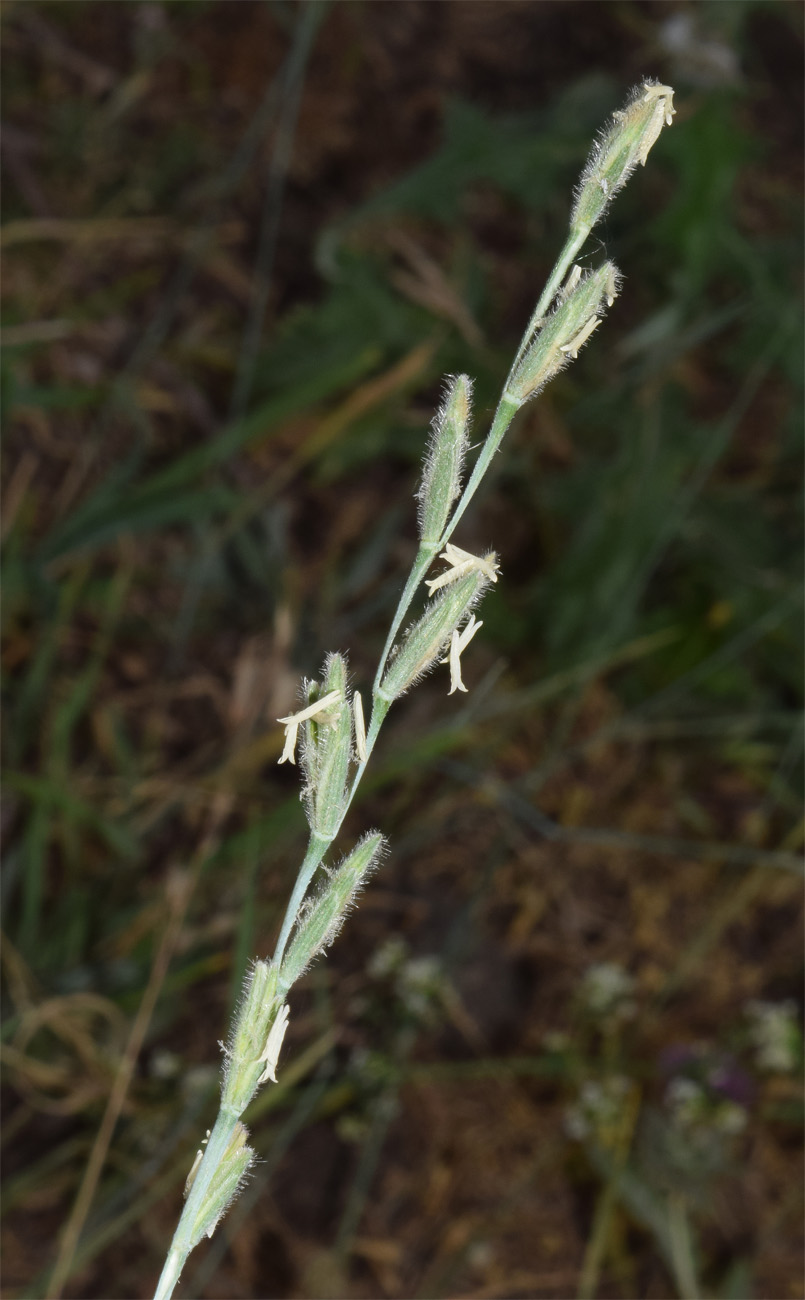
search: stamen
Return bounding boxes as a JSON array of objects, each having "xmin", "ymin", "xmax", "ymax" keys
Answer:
[
  {"xmin": 441, "ymin": 613, "xmax": 483, "ymax": 695},
  {"xmin": 258, "ymin": 1004, "xmax": 290, "ymax": 1085},
  {"xmin": 353, "ymin": 692, "xmax": 367, "ymax": 763},
  {"xmin": 277, "ymin": 689, "xmax": 342, "ymax": 765},
  {"xmin": 448, "ymin": 629, "xmax": 466, "ymax": 695},
  {"xmin": 278, "ymin": 723, "xmax": 300, "ymax": 765},
  {"xmin": 425, "ymin": 545, "xmax": 499, "ymax": 595},
  {"xmin": 559, "ymin": 315, "xmax": 601, "ymax": 358},
  {"xmin": 563, "ymin": 264, "xmax": 583, "ymax": 297}
]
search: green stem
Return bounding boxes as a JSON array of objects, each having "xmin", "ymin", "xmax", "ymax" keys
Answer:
[
  {"xmin": 345, "ymin": 691, "xmax": 390, "ymax": 807},
  {"xmin": 152, "ymin": 1108, "xmax": 239, "ymax": 1300},
  {"xmin": 667, "ymin": 1193, "xmax": 700, "ymax": 1300},
  {"xmin": 272, "ymin": 833, "xmax": 332, "ymax": 967},
  {"xmin": 441, "ymin": 222, "xmax": 592, "ymax": 550},
  {"xmin": 276, "ymin": 692, "xmax": 393, "ymax": 973},
  {"xmin": 509, "ymin": 224, "xmax": 590, "ymax": 377},
  {"xmin": 269, "ymin": 229, "xmax": 585, "ymax": 973},
  {"xmin": 153, "ymin": 1249, "xmax": 182, "ymax": 1300},
  {"xmin": 437, "ymin": 395, "xmax": 520, "ymax": 544},
  {"xmin": 372, "ymin": 543, "xmax": 439, "ymax": 696}
]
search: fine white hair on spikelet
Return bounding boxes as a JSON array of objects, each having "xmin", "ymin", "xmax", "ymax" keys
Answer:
[{"xmin": 416, "ymin": 373, "xmax": 473, "ymax": 546}]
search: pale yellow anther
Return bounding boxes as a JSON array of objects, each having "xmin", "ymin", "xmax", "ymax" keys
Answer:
[
  {"xmin": 184, "ymin": 1130, "xmax": 211, "ymax": 1198},
  {"xmin": 425, "ymin": 544, "xmax": 499, "ymax": 595},
  {"xmin": 440, "ymin": 613, "xmax": 483, "ymax": 695},
  {"xmin": 353, "ymin": 692, "xmax": 367, "ymax": 763},
  {"xmin": 448, "ymin": 630, "xmax": 466, "ymax": 694},
  {"xmin": 642, "ymin": 81, "xmax": 676, "ymax": 126},
  {"xmin": 637, "ymin": 83, "xmax": 676, "ymax": 163},
  {"xmin": 277, "ymin": 689, "xmax": 342, "ymax": 765},
  {"xmin": 278, "ymin": 725, "xmax": 299, "ymax": 765},
  {"xmin": 258, "ymin": 1004, "xmax": 290, "ymax": 1084},
  {"xmin": 559, "ymin": 315, "xmax": 601, "ymax": 359},
  {"xmin": 184, "ymin": 1148, "xmax": 203, "ymax": 1195},
  {"xmin": 561, "ymin": 264, "xmax": 583, "ymax": 299}
]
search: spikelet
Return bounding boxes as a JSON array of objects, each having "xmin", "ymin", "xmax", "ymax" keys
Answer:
[
  {"xmin": 380, "ymin": 568, "xmax": 491, "ymax": 700},
  {"xmin": 221, "ymin": 961, "xmax": 282, "ymax": 1114},
  {"xmin": 184, "ymin": 1122, "xmax": 255, "ymax": 1249},
  {"xmin": 279, "ymin": 833, "xmax": 387, "ymax": 991},
  {"xmin": 571, "ymin": 80, "xmax": 675, "ymax": 235},
  {"xmin": 300, "ymin": 653, "xmax": 353, "ymax": 840},
  {"xmin": 506, "ymin": 262, "xmax": 622, "ymax": 407},
  {"xmin": 416, "ymin": 374, "xmax": 473, "ymax": 546}
]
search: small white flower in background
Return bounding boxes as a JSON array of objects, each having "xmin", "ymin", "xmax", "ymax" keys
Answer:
[
  {"xmin": 659, "ymin": 13, "xmax": 740, "ymax": 87},
  {"xmin": 440, "ymin": 612, "xmax": 483, "ymax": 695},
  {"xmin": 665, "ymin": 1076, "xmax": 707, "ymax": 1130},
  {"xmin": 579, "ymin": 962, "xmax": 637, "ymax": 1023},
  {"xmin": 542, "ymin": 1030, "xmax": 572, "ymax": 1054},
  {"xmin": 745, "ymin": 999, "xmax": 800, "ymax": 1074},
  {"xmin": 467, "ymin": 1240, "xmax": 494, "ymax": 1273},
  {"xmin": 150, "ymin": 1048, "xmax": 182, "ymax": 1080},
  {"xmin": 425, "ymin": 543, "xmax": 499, "ymax": 595},
  {"xmin": 398, "ymin": 954, "xmax": 443, "ymax": 1022},
  {"xmin": 258, "ymin": 1004, "xmax": 290, "ymax": 1084},
  {"xmin": 276, "ymin": 689, "xmax": 342, "ymax": 765},
  {"xmin": 565, "ymin": 1076, "xmax": 631, "ymax": 1143},
  {"xmin": 368, "ymin": 935, "xmax": 409, "ymax": 979},
  {"xmin": 715, "ymin": 1099, "xmax": 749, "ymax": 1137},
  {"xmin": 665, "ymin": 1077, "xmax": 747, "ymax": 1150},
  {"xmin": 367, "ymin": 939, "xmax": 443, "ymax": 1023}
]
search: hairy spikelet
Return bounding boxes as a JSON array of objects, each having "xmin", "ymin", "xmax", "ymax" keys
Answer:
[
  {"xmin": 302, "ymin": 654, "xmax": 353, "ymax": 839},
  {"xmin": 380, "ymin": 569, "xmax": 490, "ymax": 700},
  {"xmin": 416, "ymin": 374, "xmax": 472, "ymax": 545},
  {"xmin": 571, "ymin": 80, "xmax": 675, "ymax": 234},
  {"xmin": 507, "ymin": 262, "xmax": 622, "ymax": 407},
  {"xmin": 279, "ymin": 833, "xmax": 387, "ymax": 991}
]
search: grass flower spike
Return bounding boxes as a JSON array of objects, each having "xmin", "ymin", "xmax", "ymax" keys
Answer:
[
  {"xmin": 154, "ymin": 80, "xmax": 675, "ymax": 1300},
  {"xmin": 221, "ymin": 959, "xmax": 282, "ymax": 1113},
  {"xmin": 302, "ymin": 654, "xmax": 353, "ymax": 840},
  {"xmin": 380, "ymin": 568, "xmax": 491, "ymax": 701},
  {"xmin": 571, "ymin": 80, "xmax": 676, "ymax": 236},
  {"xmin": 507, "ymin": 261, "xmax": 621, "ymax": 407},
  {"xmin": 184, "ymin": 1122, "xmax": 254, "ymax": 1248},
  {"xmin": 417, "ymin": 373, "xmax": 473, "ymax": 545},
  {"xmin": 507, "ymin": 82, "xmax": 673, "ymax": 381},
  {"xmin": 279, "ymin": 832, "xmax": 386, "ymax": 992}
]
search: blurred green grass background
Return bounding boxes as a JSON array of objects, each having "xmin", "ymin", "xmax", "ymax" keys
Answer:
[{"xmin": 2, "ymin": 2, "xmax": 802, "ymax": 1298}]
